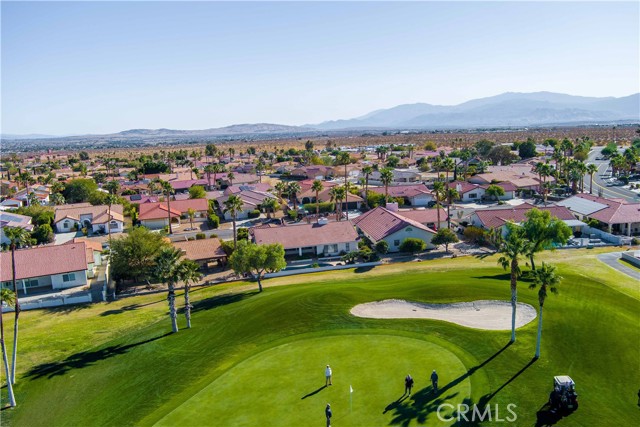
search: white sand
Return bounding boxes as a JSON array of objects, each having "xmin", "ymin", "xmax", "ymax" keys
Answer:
[{"xmin": 350, "ymin": 299, "xmax": 536, "ymax": 330}]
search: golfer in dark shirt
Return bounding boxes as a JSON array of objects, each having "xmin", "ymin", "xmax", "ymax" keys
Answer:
[
  {"xmin": 325, "ymin": 403, "xmax": 332, "ymax": 427},
  {"xmin": 405, "ymin": 374, "xmax": 414, "ymax": 395}
]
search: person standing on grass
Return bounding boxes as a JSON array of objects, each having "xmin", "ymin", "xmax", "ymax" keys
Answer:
[
  {"xmin": 431, "ymin": 370, "xmax": 439, "ymax": 393},
  {"xmin": 325, "ymin": 403, "xmax": 332, "ymax": 427},
  {"xmin": 404, "ymin": 374, "xmax": 414, "ymax": 396},
  {"xmin": 325, "ymin": 364, "xmax": 332, "ymax": 386}
]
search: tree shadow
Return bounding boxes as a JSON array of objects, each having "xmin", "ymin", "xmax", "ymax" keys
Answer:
[
  {"xmin": 301, "ymin": 385, "xmax": 327, "ymax": 399},
  {"xmin": 387, "ymin": 342, "xmax": 513, "ymax": 426},
  {"xmin": 42, "ymin": 303, "xmax": 93, "ymax": 315},
  {"xmin": 189, "ymin": 290, "xmax": 259, "ymax": 313},
  {"xmin": 99, "ymin": 299, "xmax": 166, "ymax": 316},
  {"xmin": 472, "ymin": 273, "xmax": 534, "ymax": 283},
  {"xmin": 354, "ymin": 265, "xmax": 376, "ymax": 273},
  {"xmin": 24, "ymin": 332, "xmax": 171, "ymax": 380}
]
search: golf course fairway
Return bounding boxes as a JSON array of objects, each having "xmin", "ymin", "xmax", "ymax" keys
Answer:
[{"xmin": 156, "ymin": 335, "xmax": 475, "ymax": 427}]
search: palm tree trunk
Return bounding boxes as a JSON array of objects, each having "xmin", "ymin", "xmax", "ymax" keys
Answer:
[
  {"xmin": 436, "ymin": 200, "xmax": 441, "ymax": 229},
  {"xmin": 446, "ymin": 199, "xmax": 451, "ymax": 230},
  {"xmin": 590, "ymin": 174, "xmax": 594, "ymax": 194},
  {"xmin": 344, "ymin": 165, "xmax": 349, "ymax": 221},
  {"xmin": 232, "ymin": 216, "xmax": 237, "ymax": 249},
  {"xmin": 529, "ymin": 254, "xmax": 536, "ymax": 271},
  {"xmin": 364, "ymin": 176, "xmax": 369, "ymax": 209},
  {"xmin": 315, "ymin": 190, "xmax": 320, "ymax": 223},
  {"xmin": 535, "ymin": 305, "xmax": 543, "ymax": 358},
  {"xmin": 510, "ymin": 259, "xmax": 518, "ymax": 343},
  {"xmin": 167, "ymin": 192, "xmax": 173, "ymax": 235},
  {"xmin": 168, "ymin": 282, "xmax": 178, "ymax": 333},
  {"xmin": 10, "ymin": 245, "xmax": 20, "ymax": 385},
  {"xmin": 0, "ymin": 308, "xmax": 17, "ymax": 406},
  {"xmin": 108, "ymin": 204, "xmax": 112, "ymax": 244},
  {"xmin": 184, "ymin": 286, "xmax": 192, "ymax": 329}
]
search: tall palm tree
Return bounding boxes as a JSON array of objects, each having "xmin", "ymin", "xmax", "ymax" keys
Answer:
[
  {"xmin": 212, "ymin": 163, "xmax": 225, "ymax": 190},
  {"xmin": 274, "ymin": 181, "xmax": 287, "ymax": 201},
  {"xmin": 4, "ymin": 227, "xmax": 30, "ymax": 385},
  {"xmin": 104, "ymin": 180, "xmax": 120, "ymax": 241},
  {"xmin": 432, "ymin": 181, "xmax": 445, "ymax": 230},
  {"xmin": 362, "ymin": 166, "xmax": 373, "ymax": 209},
  {"xmin": 530, "ymin": 262, "xmax": 561, "ymax": 358},
  {"xmin": 497, "ymin": 223, "xmax": 530, "ymax": 343},
  {"xmin": 311, "ymin": 180, "xmax": 324, "ymax": 222},
  {"xmin": 380, "ymin": 168, "xmax": 394, "ymax": 204},
  {"xmin": 153, "ymin": 247, "xmax": 184, "ymax": 333},
  {"xmin": 0, "ymin": 288, "xmax": 17, "ymax": 406},
  {"xmin": 155, "ymin": 179, "xmax": 175, "ymax": 234},
  {"xmin": 204, "ymin": 164, "xmax": 215, "ymax": 189},
  {"xmin": 226, "ymin": 171, "xmax": 235, "ymax": 187},
  {"xmin": 445, "ymin": 187, "xmax": 459, "ymax": 230},
  {"xmin": 586, "ymin": 163, "xmax": 598, "ymax": 194},
  {"xmin": 187, "ymin": 208, "xmax": 196, "ymax": 230},
  {"xmin": 443, "ymin": 157, "xmax": 455, "ymax": 183},
  {"xmin": 224, "ymin": 195, "xmax": 244, "ymax": 249},
  {"xmin": 287, "ymin": 181, "xmax": 301, "ymax": 208},
  {"xmin": 179, "ymin": 260, "xmax": 202, "ymax": 329},
  {"xmin": 49, "ymin": 192, "xmax": 65, "ymax": 206},
  {"xmin": 329, "ymin": 186, "xmax": 345, "ymax": 220},
  {"xmin": 335, "ymin": 152, "xmax": 351, "ymax": 220},
  {"xmin": 261, "ymin": 197, "xmax": 278, "ymax": 219},
  {"xmin": 432, "ymin": 157, "xmax": 443, "ymax": 180}
]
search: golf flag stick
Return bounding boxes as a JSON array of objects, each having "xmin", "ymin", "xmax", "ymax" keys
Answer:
[{"xmin": 349, "ymin": 385, "xmax": 353, "ymax": 412}]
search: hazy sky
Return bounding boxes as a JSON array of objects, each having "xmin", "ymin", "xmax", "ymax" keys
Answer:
[{"xmin": 2, "ymin": 1, "xmax": 639, "ymax": 135}]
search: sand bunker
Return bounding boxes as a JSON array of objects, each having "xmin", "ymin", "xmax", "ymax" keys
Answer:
[{"xmin": 351, "ymin": 299, "xmax": 536, "ymax": 330}]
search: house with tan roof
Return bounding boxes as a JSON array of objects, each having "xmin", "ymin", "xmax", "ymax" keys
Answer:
[
  {"xmin": 392, "ymin": 206, "xmax": 448, "ymax": 231},
  {"xmin": 252, "ymin": 220, "xmax": 359, "ymax": 257},
  {"xmin": 0, "ymin": 242, "xmax": 90, "ymax": 295},
  {"xmin": 172, "ymin": 238, "xmax": 227, "ymax": 269},
  {"xmin": 557, "ymin": 194, "xmax": 640, "ymax": 236},
  {"xmin": 0, "ymin": 212, "xmax": 34, "ymax": 245},
  {"xmin": 469, "ymin": 203, "xmax": 580, "ymax": 236},
  {"xmin": 366, "ymin": 184, "xmax": 434, "ymax": 207},
  {"xmin": 54, "ymin": 203, "xmax": 124, "ymax": 234},
  {"xmin": 352, "ymin": 206, "xmax": 436, "ymax": 252},
  {"xmin": 138, "ymin": 199, "xmax": 209, "ymax": 230},
  {"xmin": 217, "ymin": 190, "xmax": 275, "ymax": 220}
]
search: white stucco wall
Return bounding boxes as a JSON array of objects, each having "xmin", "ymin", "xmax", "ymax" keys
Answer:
[
  {"xmin": 51, "ymin": 270, "xmax": 88, "ymax": 290},
  {"xmin": 383, "ymin": 226, "xmax": 435, "ymax": 252}
]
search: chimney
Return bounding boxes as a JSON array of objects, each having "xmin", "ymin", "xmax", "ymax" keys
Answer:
[
  {"xmin": 386, "ymin": 202, "xmax": 399, "ymax": 212},
  {"xmin": 456, "ymin": 183, "xmax": 462, "ymax": 193}
]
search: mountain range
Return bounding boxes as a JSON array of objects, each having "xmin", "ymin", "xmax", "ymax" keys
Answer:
[{"xmin": 2, "ymin": 92, "xmax": 638, "ymax": 143}]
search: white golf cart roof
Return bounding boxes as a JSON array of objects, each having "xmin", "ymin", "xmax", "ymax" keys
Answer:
[{"xmin": 554, "ymin": 375, "xmax": 574, "ymax": 385}]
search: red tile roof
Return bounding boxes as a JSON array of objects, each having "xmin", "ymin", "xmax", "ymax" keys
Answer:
[
  {"xmin": 138, "ymin": 199, "xmax": 209, "ymax": 221},
  {"xmin": 54, "ymin": 203, "xmax": 124, "ymax": 224},
  {"xmin": 473, "ymin": 203, "xmax": 575, "ymax": 229},
  {"xmin": 367, "ymin": 184, "xmax": 432, "ymax": 198},
  {"xmin": 395, "ymin": 208, "xmax": 447, "ymax": 225},
  {"xmin": 252, "ymin": 221, "xmax": 358, "ymax": 249},
  {"xmin": 571, "ymin": 194, "xmax": 640, "ymax": 224},
  {"xmin": 352, "ymin": 207, "xmax": 435, "ymax": 241},
  {"xmin": 0, "ymin": 243, "xmax": 88, "ymax": 282}
]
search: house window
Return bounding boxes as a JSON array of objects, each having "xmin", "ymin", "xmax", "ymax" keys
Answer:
[
  {"xmin": 469, "ymin": 193, "xmax": 477, "ymax": 199},
  {"xmin": 25, "ymin": 279, "xmax": 39, "ymax": 288},
  {"xmin": 64, "ymin": 220, "xmax": 70, "ymax": 228},
  {"xmin": 110, "ymin": 220, "xmax": 118, "ymax": 228},
  {"xmin": 62, "ymin": 273, "xmax": 76, "ymax": 283},
  {"xmin": 406, "ymin": 227, "xmax": 412, "ymax": 232},
  {"xmin": 346, "ymin": 243, "xmax": 351, "ymax": 251},
  {"xmin": 394, "ymin": 240, "xmax": 400, "ymax": 246}
]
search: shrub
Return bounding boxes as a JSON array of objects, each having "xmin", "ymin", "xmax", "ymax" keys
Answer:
[
  {"xmin": 463, "ymin": 226, "xmax": 487, "ymax": 244},
  {"xmin": 248, "ymin": 209, "xmax": 261, "ymax": 219},
  {"xmin": 631, "ymin": 237, "xmax": 639, "ymax": 245},
  {"xmin": 399, "ymin": 238, "xmax": 426, "ymax": 253},
  {"xmin": 195, "ymin": 233, "xmax": 206, "ymax": 240},
  {"xmin": 209, "ymin": 234, "xmax": 218, "ymax": 239},
  {"xmin": 288, "ymin": 210, "xmax": 298, "ymax": 220},
  {"xmin": 302, "ymin": 201, "xmax": 335, "ymax": 213},
  {"xmin": 220, "ymin": 240, "xmax": 235, "ymax": 256},
  {"xmin": 375, "ymin": 240, "xmax": 389, "ymax": 254},
  {"xmin": 237, "ymin": 227, "xmax": 249, "ymax": 241},
  {"xmin": 207, "ymin": 213, "xmax": 220, "ymax": 229}
]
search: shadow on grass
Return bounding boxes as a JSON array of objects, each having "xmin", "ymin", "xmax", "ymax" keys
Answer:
[
  {"xmin": 301, "ymin": 385, "xmax": 327, "ymax": 399},
  {"xmin": 100, "ymin": 299, "xmax": 166, "ymax": 316},
  {"xmin": 189, "ymin": 290, "xmax": 259, "ymax": 314},
  {"xmin": 535, "ymin": 402, "xmax": 564, "ymax": 427},
  {"xmin": 43, "ymin": 303, "xmax": 93, "ymax": 315},
  {"xmin": 472, "ymin": 273, "xmax": 534, "ymax": 283},
  {"xmin": 354, "ymin": 266, "xmax": 376, "ymax": 274},
  {"xmin": 24, "ymin": 332, "xmax": 171, "ymax": 380}
]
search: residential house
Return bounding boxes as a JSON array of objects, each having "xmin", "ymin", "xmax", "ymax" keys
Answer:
[
  {"xmin": 70, "ymin": 238, "xmax": 104, "ymax": 279},
  {"xmin": 557, "ymin": 194, "xmax": 640, "ymax": 236},
  {"xmin": 173, "ymin": 239, "xmax": 227, "ymax": 270},
  {"xmin": 138, "ymin": 198, "xmax": 209, "ymax": 230},
  {"xmin": 468, "ymin": 203, "xmax": 579, "ymax": 236},
  {"xmin": 252, "ymin": 220, "xmax": 359, "ymax": 257},
  {"xmin": 370, "ymin": 168, "xmax": 422, "ymax": 184},
  {"xmin": 217, "ymin": 190, "xmax": 274, "ymax": 220},
  {"xmin": 391, "ymin": 206, "xmax": 448, "ymax": 231},
  {"xmin": 290, "ymin": 166, "xmax": 336, "ymax": 180},
  {"xmin": 352, "ymin": 206, "xmax": 436, "ymax": 252},
  {"xmin": 0, "ymin": 212, "xmax": 34, "ymax": 245},
  {"xmin": 366, "ymin": 184, "xmax": 434, "ymax": 207},
  {"xmin": 54, "ymin": 203, "xmax": 124, "ymax": 234},
  {"xmin": 0, "ymin": 242, "xmax": 90, "ymax": 295}
]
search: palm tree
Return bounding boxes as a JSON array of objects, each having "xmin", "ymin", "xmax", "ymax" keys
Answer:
[
  {"xmin": 155, "ymin": 179, "xmax": 175, "ymax": 234},
  {"xmin": 212, "ymin": 163, "xmax": 225, "ymax": 190},
  {"xmin": 274, "ymin": 181, "xmax": 287, "ymax": 201},
  {"xmin": 261, "ymin": 197, "xmax": 278, "ymax": 219},
  {"xmin": 432, "ymin": 181, "xmax": 445, "ymax": 230},
  {"xmin": 497, "ymin": 223, "xmax": 530, "ymax": 343},
  {"xmin": 335, "ymin": 152, "xmax": 351, "ymax": 220},
  {"xmin": 380, "ymin": 168, "xmax": 394, "ymax": 204},
  {"xmin": 362, "ymin": 165, "xmax": 373, "ymax": 209},
  {"xmin": 179, "ymin": 260, "xmax": 202, "ymax": 329},
  {"xmin": 445, "ymin": 187, "xmax": 459, "ymax": 230},
  {"xmin": 287, "ymin": 181, "xmax": 301, "ymax": 208},
  {"xmin": 49, "ymin": 192, "xmax": 65, "ymax": 206},
  {"xmin": 204, "ymin": 164, "xmax": 215, "ymax": 189},
  {"xmin": 0, "ymin": 288, "xmax": 17, "ymax": 406},
  {"xmin": 153, "ymin": 247, "xmax": 184, "ymax": 333},
  {"xmin": 329, "ymin": 186, "xmax": 345, "ymax": 220},
  {"xmin": 224, "ymin": 195, "xmax": 243, "ymax": 249},
  {"xmin": 432, "ymin": 157, "xmax": 443, "ymax": 180},
  {"xmin": 311, "ymin": 180, "xmax": 324, "ymax": 222},
  {"xmin": 104, "ymin": 180, "xmax": 120, "ymax": 241},
  {"xmin": 227, "ymin": 171, "xmax": 235, "ymax": 187},
  {"xmin": 530, "ymin": 262, "xmax": 561, "ymax": 358},
  {"xmin": 586, "ymin": 163, "xmax": 597, "ymax": 194},
  {"xmin": 187, "ymin": 208, "xmax": 196, "ymax": 230},
  {"xmin": 4, "ymin": 227, "xmax": 30, "ymax": 385},
  {"xmin": 443, "ymin": 157, "xmax": 455, "ymax": 183}
]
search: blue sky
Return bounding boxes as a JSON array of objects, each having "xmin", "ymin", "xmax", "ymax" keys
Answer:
[{"xmin": 2, "ymin": 1, "xmax": 639, "ymax": 135}]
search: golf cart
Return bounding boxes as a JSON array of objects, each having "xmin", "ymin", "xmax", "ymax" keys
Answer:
[{"xmin": 549, "ymin": 375, "xmax": 578, "ymax": 413}]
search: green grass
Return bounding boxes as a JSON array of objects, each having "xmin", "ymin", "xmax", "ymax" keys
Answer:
[
  {"xmin": 618, "ymin": 258, "xmax": 640, "ymax": 273},
  {"xmin": 2, "ymin": 248, "xmax": 639, "ymax": 426}
]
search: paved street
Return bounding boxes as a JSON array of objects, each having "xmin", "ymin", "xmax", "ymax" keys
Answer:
[
  {"xmin": 584, "ymin": 147, "xmax": 638, "ymax": 202},
  {"xmin": 597, "ymin": 252, "xmax": 640, "ymax": 280}
]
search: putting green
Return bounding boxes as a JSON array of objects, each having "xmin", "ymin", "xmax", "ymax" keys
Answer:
[{"xmin": 156, "ymin": 334, "xmax": 474, "ymax": 426}]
